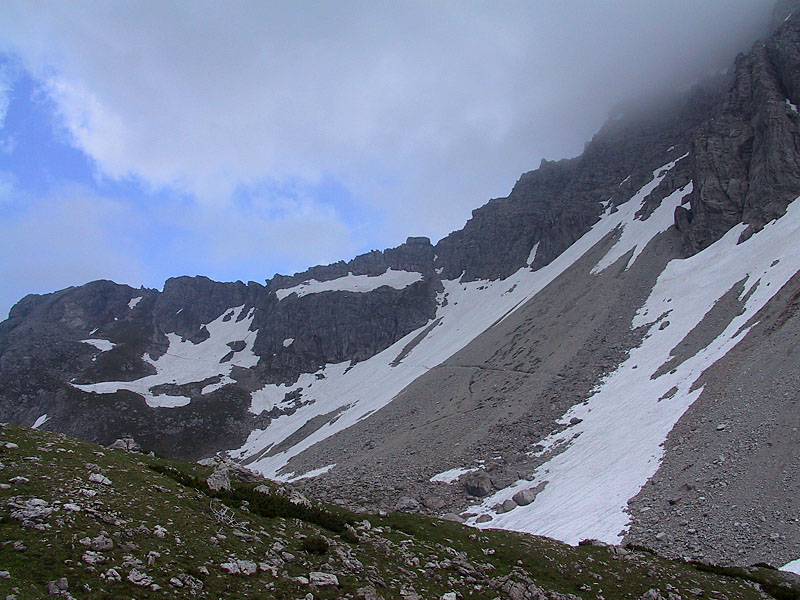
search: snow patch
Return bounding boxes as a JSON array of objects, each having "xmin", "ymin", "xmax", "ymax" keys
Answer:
[
  {"xmin": 282, "ymin": 338, "xmax": 295, "ymax": 348},
  {"xmin": 527, "ymin": 242, "xmax": 539, "ymax": 267},
  {"xmin": 275, "ymin": 269, "xmax": 423, "ymax": 300},
  {"xmin": 787, "ymin": 98, "xmax": 798, "ymax": 113},
  {"xmin": 74, "ymin": 305, "xmax": 258, "ymax": 408},
  {"xmin": 469, "ymin": 196, "xmax": 800, "ymax": 545},
  {"xmin": 128, "ymin": 296, "xmax": 142, "ymax": 310},
  {"xmin": 286, "ymin": 464, "xmax": 335, "ymax": 482},
  {"xmin": 81, "ymin": 339, "xmax": 116, "ymax": 352},
  {"xmin": 593, "ymin": 155, "xmax": 690, "ymax": 273},
  {"xmin": 430, "ymin": 467, "xmax": 478, "ymax": 483},
  {"xmin": 782, "ymin": 558, "xmax": 800, "ymax": 575},
  {"xmin": 31, "ymin": 414, "xmax": 49, "ymax": 429}
]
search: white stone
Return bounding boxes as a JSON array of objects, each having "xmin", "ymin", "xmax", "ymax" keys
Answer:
[
  {"xmin": 88, "ymin": 473, "xmax": 111, "ymax": 485},
  {"xmin": 127, "ymin": 569, "xmax": 153, "ymax": 587},
  {"xmin": 309, "ymin": 571, "xmax": 339, "ymax": 587}
]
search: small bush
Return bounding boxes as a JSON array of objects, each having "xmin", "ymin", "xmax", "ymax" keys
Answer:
[{"xmin": 300, "ymin": 535, "xmax": 329, "ymax": 555}]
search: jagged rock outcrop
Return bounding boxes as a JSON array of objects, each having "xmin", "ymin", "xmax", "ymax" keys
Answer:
[{"xmin": 681, "ymin": 14, "xmax": 800, "ymax": 250}]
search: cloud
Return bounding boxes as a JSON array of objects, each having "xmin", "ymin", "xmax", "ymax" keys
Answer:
[{"xmin": 0, "ymin": 1, "xmax": 774, "ymax": 250}]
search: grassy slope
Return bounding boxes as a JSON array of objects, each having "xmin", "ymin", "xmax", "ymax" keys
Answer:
[{"xmin": 0, "ymin": 423, "xmax": 789, "ymax": 600}]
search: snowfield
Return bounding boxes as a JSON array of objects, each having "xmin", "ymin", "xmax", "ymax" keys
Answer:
[
  {"xmin": 74, "ymin": 305, "xmax": 258, "ymax": 408},
  {"xmin": 274, "ymin": 269, "xmax": 423, "ymax": 300},
  {"xmin": 783, "ymin": 558, "xmax": 800, "ymax": 575},
  {"xmin": 468, "ymin": 196, "xmax": 800, "ymax": 544}
]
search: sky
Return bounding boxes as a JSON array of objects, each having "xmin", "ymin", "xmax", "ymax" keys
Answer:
[{"xmin": 0, "ymin": 0, "xmax": 774, "ymax": 319}]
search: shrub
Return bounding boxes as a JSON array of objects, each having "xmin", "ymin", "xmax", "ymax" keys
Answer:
[{"xmin": 300, "ymin": 535, "xmax": 329, "ymax": 555}]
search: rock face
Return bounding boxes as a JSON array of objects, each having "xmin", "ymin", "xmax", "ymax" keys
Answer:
[
  {"xmin": 681, "ymin": 18, "xmax": 800, "ymax": 251},
  {"xmin": 3, "ymin": 0, "xmax": 800, "ymax": 569}
]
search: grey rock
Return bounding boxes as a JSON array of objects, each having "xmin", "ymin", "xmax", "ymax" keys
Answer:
[
  {"xmin": 356, "ymin": 585, "xmax": 383, "ymax": 600},
  {"xmin": 309, "ymin": 571, "xmax": 339, "ymax": 587},
  {"xmin": 9, "ymin": 498, "xmax": 52, "ymax": 522},
  {"xmin": 441, "ymin": 512, "xmax": 465, "ymax": 523},
  {"xmin": 496, "ymin": 499, "xmax": 517, "ymax": 514},
  {"xmin": 421, "ymin": 495, "xmax": 447, "ymax": 511},
  {"xmin": 464, "ymin": 470, "xmax": 493, "ymax": 497},
  {"xmin": 107, "ymin": 437, "xmax": 141, "ymax": 452},
  {"xmin": 81, "ymin": 551, "xmax": 106, "ymax": 566},
  {"xmin": 88, "ymin": 473, "xmax": 111, "ymax": 486},
  {"xmin": 127, "ymin": 569, "xmax": 153, "ymax": 587},
  {"xmin": 90, "ymin": 535, "xmax": 113, "ymax": 551},
  {"xmin": 512, "ymin": 481, "xmax": 548, "ymax": 506},
  {"xmin": 206, "ymin": 464, "xmax": 231, "ymax": 492},
  {"xmin": 395, "ymin": 496, "xmax": 421, "ymax": 512},
  {"xmin": 46, "ymin": 578, "xmax": 68, "ymax": 595}
]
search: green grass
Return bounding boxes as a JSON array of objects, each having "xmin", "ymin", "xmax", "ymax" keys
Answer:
[{"xmin": 0, "ymin": 423, "xmax": 791, "ymax": 600}]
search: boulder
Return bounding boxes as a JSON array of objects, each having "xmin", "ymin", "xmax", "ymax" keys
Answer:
[
  {"xmin": 464, "ymin": 470, "xmax": 493, "ymax": 497},
  {"xmin": 108, "ymin": 436, "xmax": 141, "ymax": 452},
  {"xmin": 309, "ymin": 571, "xmax": 339, "ymax": 587},
  {"xmin": 207, "ymin": 464, "xmax": 231, "ymax": 492},
  {"xmin": 441, "ymin": 512, "xmax": 465, "ymax": 523},
  {"xmin": 512, "ymin": 481, "xmax": 548, "ymax": 506},
  {"xmin": 497, "ymin": 499, "xmax": 517, "ymax": 513}
]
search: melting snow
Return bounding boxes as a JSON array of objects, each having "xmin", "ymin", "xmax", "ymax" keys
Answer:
[
  {"xmin": 81, "ymin": 339, "xmax": 116, "ymax": 352},
  {"xmin": 285, "ymin": 464, "xmax": 336, "ymax": 482},
  {"xmin": 31, "ymin": 414, "xmax": 49, "ymax": 429},
  {"xmin": 430, "ymin": 467, "xmax": 478, "ymax": 483},
  {"xmin": 469, "ymin": 196, "xmax": 800, "ymax": 545},
  {"xmin": 787, "ymin": 98, "xmax": 798, "ymax": 113},
  {"xmin": 782, "ymin": 558, "xmax": 800, "ymax": 575},
  {"xmin": 593, "ymin": 155, "xmax": 690, "ymax": 273},
  {"xmin": 275, "ymin": 269, "xmax": 423, "ymax": 300},
  {"xmin": 128, "ymin": 296, "xmax": 142, "ymax": 309},
  {"xmin": 527, "ymin": 242, "xmax": 539, "ymax": 267},
  {"xmin": 74, "ymin": 306, "xmax": 258, "ymax": 408}
]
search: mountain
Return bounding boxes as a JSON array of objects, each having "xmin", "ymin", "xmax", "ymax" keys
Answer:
[{"xmin": 3, "ymin": 0, "xmax": 800, "ymax": 574}]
